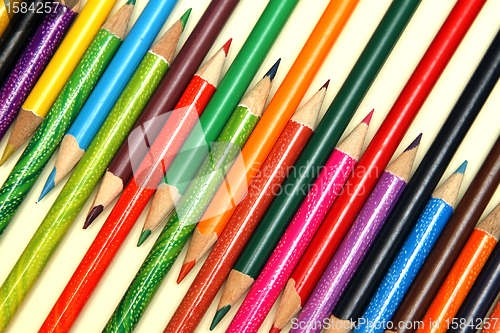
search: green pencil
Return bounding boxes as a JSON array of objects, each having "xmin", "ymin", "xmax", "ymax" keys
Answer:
[
  {"xmin": 0, "ymin": 14, "xmax": 188, "ymax": 331},
  {"xmin": 0, "ymin": 0, "xmax": 135, "ymax": 237},
  {"xmin": 103, "ymin": 62, "xmax": 277, "ymax": 333}
]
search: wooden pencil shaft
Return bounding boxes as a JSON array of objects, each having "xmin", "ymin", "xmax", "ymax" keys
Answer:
[{"xmin": 333, "ymin": 22, "xmax": 500, "ymax": 325}]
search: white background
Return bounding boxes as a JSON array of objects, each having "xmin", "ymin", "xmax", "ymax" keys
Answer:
[{"xmin": 1, "ymin": 0, "xmax": 500, "ymax": 332}]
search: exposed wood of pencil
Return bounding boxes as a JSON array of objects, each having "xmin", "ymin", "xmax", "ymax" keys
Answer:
[
  {"xmin": 54, "ymin": 134, "xmax": 85, "ymax": 185},
  {"xmin": 6, "ymin": 108, "xmax": 44, "ymax": 152},
  {"xmin": 326, "ymin": 315, "xmax": 355, "ymax": 333},
  {"xmin": 477, "ymin": 204, "xmax": 500, "ymax": 240},
  {"xmin": 68, "ymin": 0, "xmax": 81, "ymax": 13},
  {"xmin": 240, "ymin": 75, "xmax": 272, "ymax": 117},
  {"xmin": 336, "ymin": 118, "xmax": 369, "ymax": 161},
  {"xmin": 274, "ymin": 278, "xmax": 302, "ymax": 330},
  {"xmin": 151, "ymin": 19, "xmax": 183, "ymax": 64},
  {"xmin": 102, "ymin": 1, "xmax": 135, "ymax": 38},
  {"xmin": 218, "ymin": 269, "xmax": 255, "ymax": 310},
  {"xmin": 433, "ymin": 170, "xmax": 464, "ymax": 208},
  {"xmin": 386, "ymin": 143, "xmax": 419, "ymax": 183},
  {"xmin": 143, "ymin": 183, "xmax": 181, "ymax": 231}
]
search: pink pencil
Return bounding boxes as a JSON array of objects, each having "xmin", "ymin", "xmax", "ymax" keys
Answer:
[{"xmin": 225, "ymin": 113, "xmax": 372, "ymax": 333}]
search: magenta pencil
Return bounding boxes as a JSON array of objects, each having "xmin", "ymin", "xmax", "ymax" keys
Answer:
[
  {"xmin": 225, "ymin": 113, "xmax": 372, "ymax": 333},
  {"xmin": 287, "ymin": 135, "xmax": 420, "ymax": 333},
  {"xmin": 0, "ymin": 1, "xmax": 77, "ymax": 141}
]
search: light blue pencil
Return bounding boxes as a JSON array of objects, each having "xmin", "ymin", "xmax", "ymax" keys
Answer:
[
  {"xmin": 352, "ymin": 161, "xmax": 467, "ymax": 333},
  {"xmin": 39, "ymin": 0, "xmax": 181, "ymax": 200}
]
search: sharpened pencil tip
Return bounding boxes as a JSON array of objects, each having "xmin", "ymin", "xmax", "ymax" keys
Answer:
[
  {"xmin": 362, "ymin": 109, "xmax": 374, "ymax": 125},
  {"xmin": 177, "ymin": 260, "xmax": 195, "ymax": 284},
  {"xmin": 269, "ymin": 326, "xmax": 281, "ymax": 333},
  {"xmin": 404, "ymin": 133, "xmax": 422, "ymax": 152},
  {"xmin": 222, "ymin": 38, "xmax": 233, "ymax": 55},
  {"xmin": 321, "ymin": 79, "xmax": 330, "ymax": 90},
  {"xmin": 265, "ymin": 59, "xmax": 281, "ymax": 81},
  {"xmin": 137, "ymin": 229, "xmax": 151, "ymax": 247},
  {"xmin": 0, "ymin": 143, "xmax": 15, "ymax": 166},
  {"xmin": 126, "ymin": 0, "xmax": 136, "ymax": 5},
  {"xmin": 455, "ymin": 160, "xmax": 468, "ymax": 174},
  {"xmin": 39, "ymin": 168, "xmax": 56, "ymax": 201},
  {"xmin": 180, "ymin": 8, "xmax": 191, "ymax": 29},
  {"xmin": 211, "ymin": 305, "xmax": 231, "ymax": 330},
  {"xmin": 84, "ymin": 205, "xmax": 104, "ymax": 229}
]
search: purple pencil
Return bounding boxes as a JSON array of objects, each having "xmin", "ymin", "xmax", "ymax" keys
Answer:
[
  {"xmin": 287, "ymin": 134, "xmax": 421, "ymax": 333},
  {"xmin": 0, "ymin": 0, "xmax": 78, "ymax": 141}
]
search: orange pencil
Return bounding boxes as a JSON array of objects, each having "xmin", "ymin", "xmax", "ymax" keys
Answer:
[
  {"xmin": 176, "ymin": 0, "xmax": 361, "ymax": 279},
  {"xmin": 415, "ymin": 203, "xmax": 500, "ymax": 333}
]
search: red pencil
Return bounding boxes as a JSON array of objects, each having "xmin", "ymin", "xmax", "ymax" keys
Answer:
[
  {"xmin": 284, "ymin": 0, "xmax": 487, "ymax": 313},
  {"xmin": 37, "ymin": 41, "xmax": 231, "ymax": 333}
]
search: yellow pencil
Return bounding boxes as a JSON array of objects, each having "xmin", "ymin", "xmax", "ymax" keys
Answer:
[
  {"xmin": 0, "ymin": 0, "xmax": 20, "ymax": 37},
  {"xmin": 3, "ymin": 0, "xmax": 118, "ymax": 159}
]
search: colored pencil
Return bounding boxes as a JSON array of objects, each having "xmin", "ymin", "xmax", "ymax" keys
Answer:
[
  {"xmin": 448, "ymin": 240, "xmax": 500, "ymax": 333},
  {"xmin": 95, "ymin": 39, "xmax": 230, "ymax": 236},
  {"xmin": 415, "ymin": 203, "xmax": 500, "ymax": 333},
  {"xmin": 287, "ymin": 0, "xmax": 486, "ymax": 324},
  {"xmin": 0, "ymin": 0, "xmax": 118, "ymax": 162},
  {"xmin": 0, "ymin": 1, "xmax": 133, "ymax": 236},
  {"xmin": 225, "ymin": 115, "xmax": 371, "ymax": 333},
  {"xmin": 334, "ymin": 27, "xmax": 500, "ymax": 333},
  {"xmin": 176, "ymin": 0, "xmax": 362, "ymax": 280},
  {"xmin": 167, "ymin": 83, "xmax": 327, "ymax": 333},
  {"xmin": 351, "ymin": 162, "xmax": 466, "ymax": 333},
  {"xmin": 283, "ymin": 135, "xmax": 420, "ymax": 333},
  {"xmin": 40, "ymin": 35, "xmax": 228, "ymax": 333},
  {"xmin": 0, "ymin": 0, "xmax": 78, "ymax": 143},
  {"xmin": 482, "ymin": 298, "xmax": 500, "ymax": 333},
  {"xmin": 37, "ymin": 0, "xmax": 184, "ymax": 199},
  {"xmin": 102, "ymin": 64, "xmax": 276, "ymax": 333},
  {"xmin": 178, "ymin": 82, "xmax": 328, "ymax": 282},
  {"xmin": 218, "ymin": 0, "xmax": 425, "ymax": 323},
  {"xmin": 0, "ymin": 0, "xmax": 47, "ymax": 88},
  {"xmin": 0, "ymin": 13, "xmax": 183, "ymax": 332},
  {"xmin": 83, "ymin": 0, "xmax": 244, "ymax": 226}
]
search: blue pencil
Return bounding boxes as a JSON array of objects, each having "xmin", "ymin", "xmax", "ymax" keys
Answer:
[
  {"xmin": 39, "ymin": 0, "xmax": 181, "ymax": 200},
  {"xmin": 352, "ymin": 161, "xmax": 467, "ymax": 333}
]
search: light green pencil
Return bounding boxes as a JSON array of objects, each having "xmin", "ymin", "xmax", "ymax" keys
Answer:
[{"xmin": 0, "ymin": 13, "xmax": 189, "ymax": 332}]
